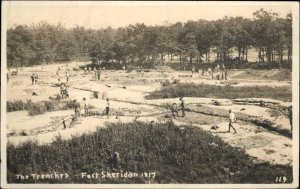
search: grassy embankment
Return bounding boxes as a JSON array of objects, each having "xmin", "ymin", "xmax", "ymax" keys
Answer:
[
  {"xmin": 6, "ymin": 99, "xmax": 77, "ymax": 116},
  {"xmin": 7, "ymin": 122, "xmax": 292, "ymax": 184},
  {"xmin": 146, "ymin": 84, "xmax": 292, "ymax": 102}
]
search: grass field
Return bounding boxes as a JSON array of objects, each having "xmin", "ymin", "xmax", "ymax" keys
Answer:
[
  {"xmin": 7, "ymin": 99, "xmax": 76, "ymax": 116},
  {"xmin": 7, "ymin": 121, "xmax": 292, "ymax": 184},
  {"xmin": 146, "ymin": 84, "xmax": 292, "ymax": 102}
]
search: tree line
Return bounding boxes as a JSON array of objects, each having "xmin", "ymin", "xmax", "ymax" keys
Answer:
[{"xmin": 7, "ymin": 8, "xmax": 292, "ymax": 69}]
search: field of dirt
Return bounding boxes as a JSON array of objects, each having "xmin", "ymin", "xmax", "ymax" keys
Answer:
[{"xmin": 6, "ymin": 62, "xmax": 293, "ymax": 166}]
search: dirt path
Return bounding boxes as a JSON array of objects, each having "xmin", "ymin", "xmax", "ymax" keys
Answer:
[
  {"xmin": 6, "ymin": 62, "xmax": 293, "ymax": 166},
  {"xmin": 172, "ymin": 118, "xmax": 292, "ymax": 166}
]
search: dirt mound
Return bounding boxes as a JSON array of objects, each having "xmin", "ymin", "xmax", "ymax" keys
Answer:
[
  {"xmin": 231, "ymin": 69, "xmax": 291, "ymax": 81},
  {"xmin": 154, "ymin": 66, "xmax": 174, "ymax": 72},
  {"xmin": 121, "ymin": 79, "xmax": 153, "ymax": 86}
]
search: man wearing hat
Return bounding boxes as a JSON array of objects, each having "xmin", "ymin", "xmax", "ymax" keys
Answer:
[{"xmin": 179, "ymin": 97, "xmax": 185, "ymax": 117}]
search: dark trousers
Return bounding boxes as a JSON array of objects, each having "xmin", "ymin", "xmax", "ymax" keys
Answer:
[
  {"xmin": 181, "ymin": 108, "xmax": 185, "ymax": 117},
  {"xmin": 228, "ymin": 121, "xmax": 236, "ymax": 133}
]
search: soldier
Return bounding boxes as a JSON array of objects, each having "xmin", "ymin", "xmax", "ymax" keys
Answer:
[
  {"xmin": 66, "ymin": 72, "xmax": 70, "ymax": 82},
  {"xmin": 97, "ymin": 68, "xmax": 101, "ymax": 81},
  {"xmin": 192, "ymin": 66, "xmax": 195, "ymax": 76},
  {"xmin": 83, "ymin": 97, "xmax": 90, "ymax": 117},
  {"xmin": 179, "ymin": 97, "xmax": 185, "ymax": 117},
  {"xmin": 288, "ymin": 106, "xmax": 293, "ymax": 131},
  {"xmin": 73, "ymin": 100, "xmax": 81, "ymax": 118},
  {"xmin": 228, "ymin": 109, "xmax": 237, "ymax": 134},
  {"xmin": 31, "ymin": 73, "xmax": 35, "ymax": 85},
  {"xmin": 105, "ymin": 98, "xmax": 110, "ymax": 119}
]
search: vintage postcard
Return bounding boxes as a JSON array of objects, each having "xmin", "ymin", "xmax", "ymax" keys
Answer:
[{"xmin": 1, "ymin": 1, "xmax": 299, "ymax": 188}]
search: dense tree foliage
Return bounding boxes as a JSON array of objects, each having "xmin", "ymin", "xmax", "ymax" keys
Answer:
[{"xmin": 7, "ymin": 9, "xmax": 292, "ymax": 68}]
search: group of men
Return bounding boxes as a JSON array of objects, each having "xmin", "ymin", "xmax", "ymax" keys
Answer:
[
  {"xmin": 170, "ymin": 96, "xmax": 238, "ymax": 134},
  {"xmin": 84, "ymin": 67, "xmax": 102, "ymax": 81},
  {"xmin": 30, "ymin": 73, "xmax": 39, "ymax": 85},
  {"xmin": 72, "ymin": 96, "xmax": 110, "ymax": 121},
  {"xmin": 171, "ymin": 97, "xmax": 186, "ymax": 118},
  {"xmin": 192, "ymin": 64, "xmax": 228, "ymax": 80}
]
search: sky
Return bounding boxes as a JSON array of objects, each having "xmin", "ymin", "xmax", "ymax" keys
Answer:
[{"xmin": 3, "ymin": 1, "xmax": 294, "ymax": 29}]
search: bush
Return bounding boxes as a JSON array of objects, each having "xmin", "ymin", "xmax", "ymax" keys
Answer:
[
  {"xmin": 7, "ymin": 122, "xmax": 292, "ymax": 184},
  {"xmin": 7, "ymin": 99, "xmax": 76, "ymax": 115},
  {"xmin": 28, "ymin": 102, "xmax": 46, "ymax": 116},
  {"xmin": 7, "ymin": 100, "xmax": 25, "ymax": 112}
]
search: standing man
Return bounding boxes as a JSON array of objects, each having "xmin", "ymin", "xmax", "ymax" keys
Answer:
[
  {"xmin": 83, "ymin": 97, "xmax": 90, "ymax": 117},
  {"xmin": 56, "ymin": 66, "xmax": 60, "ymax": 76},
  {"xmin": 179, "ymin": 97, "xmax": 185, "ymax": 117},
  {"xmin": 288, "ymin": 106, "xmax": 293, "ymax": 131},
  {"xmin": 94, "ymin": 67, "xmax": 97, "ymax": 79},
  {"xmin": 228, "ymin": 109, "xmax": 237, "ymax": 134},
  {"xmin": 191, "ymin": 66, "xmax": 195, "ymax": 76},
  {"xmin": 34, "ymin": 74, "xmax": 38, "ymax": 84},
  {"xmin": 105, "ymin": 97, "xmax": 110, "ymax": 119},
  {"xmin": 97, "ymin": 68, "xmax": 101, "ymax": 81},
  {"xmin": 73, "ymin": 100, "xmax": 81, "ymax": 119},
  {"xmin": 66, "ymin": 72, "xmax": 70, "ymax": 83},
  {"xmin": 31, "ymin": 73, "xmax": 35, "ymax": 85}
]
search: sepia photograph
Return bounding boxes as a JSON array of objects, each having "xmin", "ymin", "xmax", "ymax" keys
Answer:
[{"xmin": 1, "ymin": 1, "xmax": 299, "ymax": 188}]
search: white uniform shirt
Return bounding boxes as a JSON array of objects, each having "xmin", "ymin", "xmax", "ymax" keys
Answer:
[
  {"xmin": 229, "ymin": 112, "xmax": 236, "ymax": 122},
  {"xmin": 83, "ymin": 99, "xmax": 89, "ymax": 108}
]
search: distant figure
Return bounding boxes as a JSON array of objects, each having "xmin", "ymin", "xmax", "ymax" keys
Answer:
[
  {"xmin": 34, "ymin": 74, "xmax": 38, "ymax": 84},
  {"xmin": 7, "ymin": 73, "xmax": 9, "ymax": 82},
  {"xmin": 140, "ymin": 66, "xmax": 144, "ymax": 77},
  {"xmin": 224, "ymin": 70, "xmax": 228, "ymax": 80},
  {"xmin": 228, "ymin": 109, "xmax": 237, "ymax": 134},
  {"xmin": 83, "ymin": 97, "xmax": 90, "ymax": 117},
  {"xmin": 171, "ymin": 103, "xmax": 179, "ymax": 118},
  {"xmin": 122, "ymin": 65, "xmax": 126, "ymax": 71},
  {"xmin": 104, "ymin": 97, "xmax": 110, "ymax": 119},
  {"xmin": 94, "ymin": 67, "xmax": 97, "ymax": 78},
  {"xmin": 97, "ymin": 68, "xmax": 101, "ymax": 81},
  {"xmin": 179, "ymin": 97, "xmax": 185, "ymax": 117},
  {"xmin": 288, "ymin": 106, "xmax": 293, "ymax": 131},
  {"xmin": 191, "ymin": 66, "xmax": 195, "ymax": 76},
  {"xmin": 88, "ymin": 67, "xmax": 91, "ymax": 73},
  {"xmin": 66, "ymin": 72, "xmax": 70, "ymax": 82},
  {"xmin": 56, "ymin": 66, "xmax": 60, "ymax": 76},
  {"xmin": 84, "ymin": 67, "xmax": 87, "ymax": 74},
  {"xmin": 73, "ymin": 100, "xmax": 81, "ymax": 118},
  {"xmin": 62, "ymin": 118, "xmax": 66, "ymax": 129},
  {"xmin": 31, "ymin": 73, "xmax": 35, "ymax": 85},
  {"xmin": 60, "ymin": 83, "xmax": 68, "ymax": 98}
]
